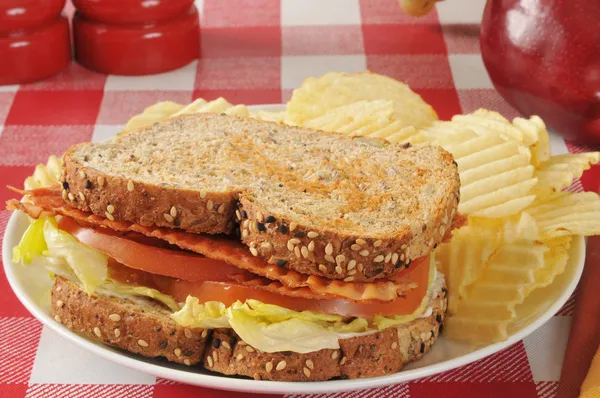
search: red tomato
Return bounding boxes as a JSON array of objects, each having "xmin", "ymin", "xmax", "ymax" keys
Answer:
[
  {"xmin": 107, "ymin": 258, "xmax": 431, "ymax": 318},
  {"xmin": 58, "ymin": 217, "xmax": 239, "ymax": 282}
]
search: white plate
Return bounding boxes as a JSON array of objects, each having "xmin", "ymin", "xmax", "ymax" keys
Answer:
[{"xmin": 2, "ymin": 104, "xmax": 586, "ymax": 395}]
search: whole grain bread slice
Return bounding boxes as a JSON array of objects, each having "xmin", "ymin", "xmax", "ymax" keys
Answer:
[
  {"xmin": 61, "ymin": 113, "xmax": 460, "ymax": 280},
  {"xmin": 51, "ymin": 274, "xmax": 447, "ymax": 381}
]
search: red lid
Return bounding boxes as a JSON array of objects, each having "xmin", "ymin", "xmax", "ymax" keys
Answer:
[
  {"xmin": 72, "ymin": 0, "xmax": 194, "ymax": 25},
  {"xmin": 0, "ymin": 16, "xmax": 71, "ymax": 85},
  {"xmin": 73, "ymin": 6, "xmax": 200, "ymax": 76},
  {"xmin": 0, "ymin": 0, "xmax": 66, "ymax": 34}
]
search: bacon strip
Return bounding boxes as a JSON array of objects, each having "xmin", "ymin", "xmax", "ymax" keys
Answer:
[{"xmin": 7, "ymin": 188, "xmax": 449, "ymax": 302}]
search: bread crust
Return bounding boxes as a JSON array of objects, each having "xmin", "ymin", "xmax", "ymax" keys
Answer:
[
  {"xmin": 61, "ymin": 114, "xmax": 460, "ymax": 280},
  {"xmin": 51, "ymin": 276, "xmax": 447, "ymax": 381}
]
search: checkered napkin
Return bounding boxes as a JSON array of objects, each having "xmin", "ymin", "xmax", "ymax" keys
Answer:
[{"xmin": 1, "ymin": 0, "xmax": 599, "ymax": 397}]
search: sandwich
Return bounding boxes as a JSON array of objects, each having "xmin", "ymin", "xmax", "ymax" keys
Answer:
[{"xmin": 7, "ymin": 113, "xmax": 464, "ymax": 381}]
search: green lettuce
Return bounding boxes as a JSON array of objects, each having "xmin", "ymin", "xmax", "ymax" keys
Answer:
[
  {"xmin": 13, "ymin": 217, "xmax": 48, "ymax": 265},
  {"xmin": 171, "ymin": 297, "xmax": 229, "ymax": 328}
]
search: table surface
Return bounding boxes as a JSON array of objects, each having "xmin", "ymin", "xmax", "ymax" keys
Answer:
[{"xmin": 1, "ymin": 1, "xmax": 600, "ymax": 397}]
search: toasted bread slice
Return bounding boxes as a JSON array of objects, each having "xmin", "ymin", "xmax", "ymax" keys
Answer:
[
  {"xmin": 51, "ymin": 274, "xmax": 447, "ymax": 381},
  {"xmin": 62, "ymin": 114, "xmax": 459, "ymax": 280}
]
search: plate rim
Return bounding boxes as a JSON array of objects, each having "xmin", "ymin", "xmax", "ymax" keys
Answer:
[{"xmin": 1, "ymin": 104, "xmax": 586, "ymax": 394}]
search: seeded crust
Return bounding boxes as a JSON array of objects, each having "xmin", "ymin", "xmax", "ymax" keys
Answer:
[
  {"xmin": 51, "ymin": 277, "xmax": 210, "ymax": 366},
  {"xmin": 50, "ymin": 275, "xmax": 447, "ymax": 381},
  {"xmin": 61, "ymin": 113, "xmax": 460, "ymax": 280}
]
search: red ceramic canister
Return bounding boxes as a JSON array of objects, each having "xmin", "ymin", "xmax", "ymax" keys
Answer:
[
  {"xmin": 0, "ymin": 0, "xmax": 70, "ymax": 85},
  {"xmin": 71, "ymin": 0, "xmax": 195, "ymax": 25},
  {"xmin": 73, "ymin": 5, "xmax": 200, "ymax": 75}
]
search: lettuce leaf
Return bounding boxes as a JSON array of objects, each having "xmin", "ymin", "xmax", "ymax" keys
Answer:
[
  {"xmin": 227, "ymin": 302, "xmax": 341, "ymax": 353},
  {"xmin": 171, "ymin": 296, "xmax": 229, "ymax": 328},
  {"xmin": 99, "ymin": 281, "xmax": 180, "ymax": 312},
  {"xmin": 13, "ymin": 217, "xmax": 48, "ymax": 265}
]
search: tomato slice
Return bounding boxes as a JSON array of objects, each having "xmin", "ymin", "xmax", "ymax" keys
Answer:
[
  {"xmin": 58, "ymin": 217, "xmax": 239, "ymax": 282},
  {"xmin": 108, "ymin": 258, "xmax": 430, "ymax": 318}
]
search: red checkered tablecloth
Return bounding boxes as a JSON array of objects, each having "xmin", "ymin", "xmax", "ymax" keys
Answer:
[{"xmin": 1, "ymin": 1, "xmax": 600, "ymax": 397}]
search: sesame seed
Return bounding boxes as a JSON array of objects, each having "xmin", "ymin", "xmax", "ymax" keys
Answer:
[
  {"xmin": 325, "ymin": 243, "xmax": 333, "ymax": 255},
  {"xmin": 127, "ymin": 181, "xmax": 134, "ymax": 192},
  {"xmin": 168, "ymin": 206, "xmax": 177, "ymax": 218},
  {"xmin": 245, "ymin": 346, "xmax": 255, "ymax": 353},
  {"xmin": 265, "ymin": 361, "xmax": 274, "ymax": 373},
  {"xmin": 78, "ymin": 192, "xmax": 85, "ymax": 201},
  {"xmin": 256, "ymin": 222, "xmax": 265, "ymax": 231},
  {"xmin": 351, "ymin": 244, "xmax": 361, "ymax": 251},
  {"xmin": 348, "ymin": 269, "xmax": 357, "ymax": 276},
  {"xmin": 336, "ymin": 254, "xmax": 345, "ymax": 266},
  {"xmin": 392, "ymin": 253, "xmax": 399, "ymax": 264},
  {"xmin": 105, "ymin": 211, "xmax": 115, "ymax": 221},
  {"xmin": 201, "ymin": 329, "xmax": 208, "ymax": 338},
  {"xmin": 256, "ymin": 211, "xmax": 264, "ymax": 222},
  {"xmin": 138, "ymin": 339, "xmax": 149, "ymax": 347},
  {"xmin": 212, "ymin": 351, "xmax": 218, "ymax": 362},
  {"xmin": 56, "ymin": 300, "xmax": 64, "ymax": 308},
  {"xmin": 236, "ymin": 210, "xmax": 241, "ymax": 220},
  {"xmin": 400, "ymin": 253, "xmax": 405, "ymax": 262},
  {"xmin": 79, "ymin": 171, "xmax": 86, "ymax": 179},
  {"xmin": 174, "ymin": 348, "xmax": 182, "ymax": 357},
  {"xmin": 265, "ymin": 215, "xmax": 276, "ymax": 223},
  {"xmin": 84, "ymin": 180, "xmax": 92, "ymax": 189},
  {"xmin": 289, "ymin": 238, "xmax": 301, "ymax": 245},
  {"xmin": 207, "ymin": 356, "xmax": 214, "ymax": 368},
  {"xmin": 250, "ymin": 247, "xmax": 258, "ymax": 256},
  {"xmin": 279, "ymin": 225, "xmax": 288, "ymax": 234},
  {"xmin": 163, "ymin": 213, "xmax": 174, "ymax": 223},
  {"xmin": 340, "ymin": 356, "xmax": 347, "ymax": 365},
  {"xmin": 307, "ymin": 231, "xmax": 319, "ymax": 238},
  {"xmin": 429, "ymin": 238, "xmax": 435, "ymax": 247},
  {"xmin": 401, "ymin": 244, "xmax": 408, "ymax": 250},
  {"xmin": 385, "ymin": 252, "xmax": 392, "ymax": 263},
  {"xmin": 347, "ymin": 260, "xmax": 356, "ymax": 270},
  {"xmin": 289, "ymin": 222, "xmax": 297, "ymax": 231},
  {"xmin": 301, "ymin": 246, "xmax": 309, "ymax": 258},
  {"xmin": 308, "ymin": 241, "xmax": 315, "ymax": 251},
  {"xmin": 294, "ymin": 246, "xmax": 301, "ymax": 258},
  {"xmin": 325, "ymin": 254, "xmax": 335, "ymax": 263},
  {"xmin": 374, "ymin": 240, "xmax": 383, "ymax": 248},
  {"xmin": 305, "ymin": 359, "xmax": 314, "ymax": 370},
  {"xmin": 357, "ymin": 263, "xmax": 364, "ymax": 272},
  {"xmin": 420, "ymin": 343, "xmax": 425, "ymax": 353},
  {"xmin": 373, "ymin": 255, "xmax": 385, "ymax": 263},
  {"xmin": 392, "ymin": 342, "xmax": 398, "ymax": 349},
  {"xmin": 294, "ymin": 231, "xmax": 306, "ymax": 238},
  {"xmin": 222, "ymin": 341, "xmax": 231, "ymax": 349},
  {"xmin": 359, "ymin": 250, "xmax": 369, "ymax": 257},
  {"xmin": 114, "ymin": 328, "xmax": 121, "ymax": 338},
  {"xmin": 236, "ymin": 354, "xmax": 243, "ymax": 361},
  {"xmin": 109, "ymin": 314, "xmax": 121, "ymax": 322},
  {"xmin": 318, "ymin": 264, "xmax": 327, "ymax": 272},
  {"xmin": 275, "ymin": 259, "xmax": 287, "ymax": 267},
  {"xmin": 62, "ymin": 181, "xmax": 69, "ymax": 190},
  {"xmin": 184, "ymin": 359, "xmax": 191, "ymax": 366},
  {"xmin": 287, "ymin": 240, "xmax": 294, "ymax": 251},
  {"xmin": 207, "ymin": 200, "xmax": 214, "ymax": 211},
  {"xmin": 107, "ymin": 204, "xmax": 115, "ymax": 214},
  {"xmin": 217, "ymin": 204, "xmax": 225, "ymax": 214},
  {"xmin": 242, "ymin": 229, "xmax": 249, "ymax": 239},
  {"xmin": 97, "ymin": 176, "xmax": 105, "ymax": 187},
  {"xmin": 331, "ymin": 351, "xmax": 339, "ymax": 359},
  {"xmin": 343, "ymin": 276, "xmax": 355, "ymax": 282},
  {"xmin": 303, "ymin": 367, "xmax": 311, "ymax": 378},
  {"xmin": 356, "ymin": 238, "xmax": 367, "ymax": 245},
  {"xmin": 276, "ymin": 360, "xmax": 287, "ymax": 371},
  {"xmin": 54, "ymin": 315, "xmax": 61, "ymax": 322},
  {"xmin": 56, "ymin": 286, "xmax": 62, "ymax": 292},
  {"xmin": 94, "ymin": 327, "xmax": 101, "ymax": 338},
  {"xmin": 335, "ymin": 265, "xmax": 343, "ymax": 274},
  {"xmin": 68, "ymin": 193, "xmax": 75, "ymax": 201},
  {"xmin": 62, "ymin": 190, "xmax": 68, "ymax": 200}
]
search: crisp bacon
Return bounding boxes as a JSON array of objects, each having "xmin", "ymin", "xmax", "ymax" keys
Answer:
[{"xmin": 7, "ymin": 188, "xmax": 456, "ymax": 302}]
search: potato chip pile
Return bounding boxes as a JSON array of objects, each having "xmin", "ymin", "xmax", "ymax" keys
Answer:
[{"xmin": 115, "ymin": 72, "xmax": 600, "ymax": 343}]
